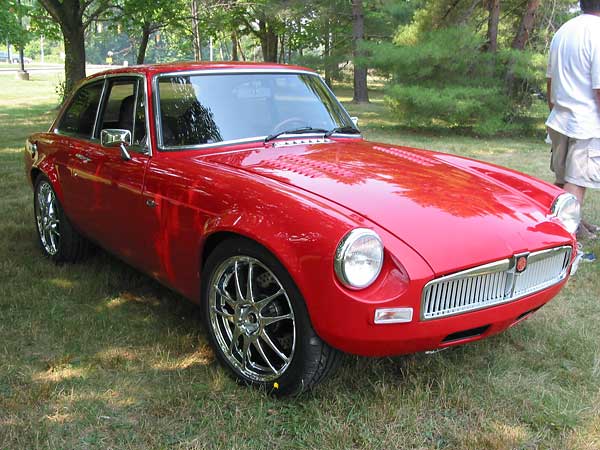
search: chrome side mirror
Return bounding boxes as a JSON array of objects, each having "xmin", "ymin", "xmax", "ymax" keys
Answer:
[
  {"xmin": 351, "ymin": 116, "xmax": 359, "ymax": 127},
  {"xmin": 101, "ymin": 129, "xmax": 132, "ymax": 161}
]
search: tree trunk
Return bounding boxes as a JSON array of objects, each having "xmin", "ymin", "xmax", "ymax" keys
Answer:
[
  {"xmin": 512, "ymin": 0, "xmax": 541, "ymax": 50},
  {"xmin": 486, "ymin": 0, "xmax": 501, "ymax": 52},
  {"xmin": 191, "ymin": 0, "xmax": 201, "ymax": 61},
  {"xmin": 324, "ymin": 19, "xmax": 332, "ymax": 88},
  {"xmin": 62, "ymin": 24, "xmax": 86, "ymax": 95},
  {"xmin": 279, "ymin": 34, "xmax": 285, "ymax": 63},
  {"xmin": 231, "ymin": 32, "xmax": 238, "ymax": 61},
  {"xmin": 137, "ymin": 24, "xmax": 151, "ymax": 65},
  {"xmin": 258, "ymin": 18, "xmax": 278, "ymax": 62},
  {"xmin": 351, "ymin": 0, "xmax": 369, "ymax": 103}
]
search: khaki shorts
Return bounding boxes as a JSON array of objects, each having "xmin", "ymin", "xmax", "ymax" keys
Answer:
[{"xmin": 548, "ymin": 128, "xmax": 600, "ymax": 189}]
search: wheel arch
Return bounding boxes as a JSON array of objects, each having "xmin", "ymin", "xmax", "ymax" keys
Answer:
[
  {"xmin": 30, "ymin": 167, "xmax": 42, "ymax": 186},
  {"xmin": 197, "ymin": 211, "xmax": 344, "ymax": 326},
  {"xmin": 32, "ymin": 159, "xmax": 65, "ymax": 205},
  {"xmin": 199, "ymin": 229, "xmax": 302, "ymax": 286}
]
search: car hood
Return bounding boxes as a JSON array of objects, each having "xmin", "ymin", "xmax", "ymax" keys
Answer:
[{"xmin": 202, "ymin": 139, "xmax": 570, "ymax": 276}]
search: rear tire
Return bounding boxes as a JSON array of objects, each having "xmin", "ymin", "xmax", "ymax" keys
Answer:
[
  {"xmin": 201, "ymin": 237, "xmax": 341, "ymax": 396},
  {"xmin": 34, "ymin": 176, "xmax": 90, "ymax": 263}
]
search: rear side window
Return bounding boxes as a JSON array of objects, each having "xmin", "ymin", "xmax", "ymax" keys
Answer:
[{"xmin": 58, "ymin": 81, "xmax": 104, "ymax": 138}]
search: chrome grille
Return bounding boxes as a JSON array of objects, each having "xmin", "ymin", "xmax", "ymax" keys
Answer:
[{"xmin": 422, "ymin": 246, "xmax": 572, "ymax": 320}]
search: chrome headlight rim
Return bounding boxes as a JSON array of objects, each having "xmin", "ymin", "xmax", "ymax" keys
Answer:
[
  {"xmin": 551, "ymin": 192, "xmax": 580, "ymax": 234},
  {"xmin": 334, "ymin": 228, "xmax": 384, "ymax": 290}
]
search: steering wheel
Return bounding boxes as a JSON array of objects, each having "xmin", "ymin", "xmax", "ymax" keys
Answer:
[{"xmin": 270, "ymin": 117, "xmax": 309, "ymax": 135}]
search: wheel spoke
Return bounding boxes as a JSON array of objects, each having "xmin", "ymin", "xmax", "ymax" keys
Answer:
[
  {"xmin": 45, "ymin": 190, "xmax": 53, "ymax": 211},
  {"xmin": 254, "ymin": 289, "xmax": 284, "ymax": 311},
  {"xmin": 234, "ymin": 261, "xmax": 244, "ymax": 302},
  {"xmin": 246, "ymin": 261, "xmax": 254, "ymax": 302},
  {"xmin": 259, "ymin": 330, "xmax": 289, "ymax": 363},
  {"xmin": 212, "ymin": 305, "xmax": 234, "ymax": 322},
  {"xmin": 228, "ymin": 326, "xmax": 241, "ymax": 356},
  {"xmin": 261, "ymin": 313, "xmax": 293, "ymax": 327},
  {"xmin": 48, "ymin": 228, "xmax": 57, "ymax": 252},
  {"xmin": 217, "ymin": 284, "xmax": 236, "ymax": 307},
  {"xmin": 241, "ymin": 335, "xmax": 251, "ymax": 369},
  {"xmin": 37, "ymin": 192, "xmax": 45, "ymax": 215},
  {"xmin": 253, "ymin": 339, "xmax": 278, "ymax": 374}
]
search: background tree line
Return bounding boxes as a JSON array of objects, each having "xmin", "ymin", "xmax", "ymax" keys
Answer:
[{"xmin": 1, "ymin": 0, "xmax": 581, "ymax": 135}]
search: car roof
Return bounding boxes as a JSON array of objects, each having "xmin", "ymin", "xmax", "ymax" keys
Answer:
[{"xmin": 86, "ymin": 61, "xmax": 316, "ymax": 81}]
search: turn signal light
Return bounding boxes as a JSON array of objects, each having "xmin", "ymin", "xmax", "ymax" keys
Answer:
[{"xmin": 374, "ymin": 308, "xmax": 413, "ymax": 324}]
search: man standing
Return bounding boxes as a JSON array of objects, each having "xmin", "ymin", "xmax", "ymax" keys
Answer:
[{"xmin": 546, "ymin": 0, "xmax": 600, "ymax": 241}]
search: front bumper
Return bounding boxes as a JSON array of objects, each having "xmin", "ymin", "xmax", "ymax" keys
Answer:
[{"xmin": 319, "ymin": 279, "xmax": 568, "ymax": 356}]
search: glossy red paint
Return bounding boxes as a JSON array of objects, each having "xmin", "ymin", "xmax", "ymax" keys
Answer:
[{"xmin": 25, "ymin": 62, "xmax": 577, "ymax": 357}]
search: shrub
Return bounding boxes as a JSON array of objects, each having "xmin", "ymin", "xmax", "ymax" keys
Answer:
[{"xmin": 364, "ymin": 26, "xmax": 545, "ymax": 135}]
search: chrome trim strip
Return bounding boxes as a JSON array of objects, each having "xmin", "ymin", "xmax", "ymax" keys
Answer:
[
  {"xmin": 420, "ymin": 245, "xmax": 572, "ymax": 321},
  {"xmin": 154, "ymin": 68, "xmax": 320, "ymax": 76},
  {"xmin": 152, "ymin": 69, "xmax": 360, "ymax": 152},
  {"xmin": 91, "ymin": 79, "xmax": 108, "ymax": 139},
  {"xmin": 424, "ymin": 259, "xmax": 511, "ymax": 285}
]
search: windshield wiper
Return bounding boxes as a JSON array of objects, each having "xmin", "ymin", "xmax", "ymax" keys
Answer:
[
  {"xmin": 324, "ymin": 126, "xmax": 361, "ymax": 138},
  {"xmin": 264, "ymin": 127, "xmax": 329, "ymax": 143}
]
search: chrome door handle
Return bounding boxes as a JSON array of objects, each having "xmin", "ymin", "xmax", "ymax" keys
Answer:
[
  {"xmin": 145, "ymin": 199, "xmax": 156, "ymax": 208},
  {"xmin": 75, "ymin": 153, "xmax": 92, "ymax": 163}
]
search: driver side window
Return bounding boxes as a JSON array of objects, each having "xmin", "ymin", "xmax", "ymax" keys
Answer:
[{"xmin": 97, "ymin": 77, "xmax": 148, "ymax": 152}]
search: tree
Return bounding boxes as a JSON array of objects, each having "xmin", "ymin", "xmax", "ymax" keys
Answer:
[
  {"xmin": 118, "ymin": 0, "xmax": 187, "ymax": 64},
  {"xmin": 0, "ymin": 0, "xmax": 29, "ymax": 52},
  {"xmin": 485, "ymin": 0, "xmax": 501, "ymax": 52},
  {"xmin": 511, "ymin": 0, "xmax": 541, "ymax": 50},
  {"xmin": 37, "ymin": 0, "xmax": 111, "ymax": 94},
  {"xmin": 352, "ymin": 0, "xmax": 369, "ymax": 103}
]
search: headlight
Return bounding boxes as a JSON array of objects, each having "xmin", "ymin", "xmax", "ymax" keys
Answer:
[
  {"xmin": 551, "ymin": 193, "xmax": 580, "ymax": 234},
  {"xmin": 334, "ymin": 228, "xmax": 384, "ymax": 289}
]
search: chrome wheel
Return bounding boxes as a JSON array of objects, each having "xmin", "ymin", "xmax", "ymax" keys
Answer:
[
  {"xmin": 35, "ymin": 181, "xmax": 60, "ymax": 256},
  {"xmin": 208, "ymin": 256, "xmax": 296, "ymax": 382}
]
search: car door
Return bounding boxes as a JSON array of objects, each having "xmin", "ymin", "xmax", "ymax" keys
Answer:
[
  {"xmin": 53, "ymin": 79, "xmax": 106, "ymax": 235},
  {"xmin": 90, "ymin": 76, "xmax": 162, "ymax": 274}
]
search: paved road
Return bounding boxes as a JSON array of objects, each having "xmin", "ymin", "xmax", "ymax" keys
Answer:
[{"xmin": 0, "ymin": 64, "xmax": 116, "ymax": 74}]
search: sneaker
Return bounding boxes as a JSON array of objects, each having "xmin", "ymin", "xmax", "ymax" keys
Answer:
[{"xmin": 581, "ymin": 252, "xmax": 597, "ymax": 263}]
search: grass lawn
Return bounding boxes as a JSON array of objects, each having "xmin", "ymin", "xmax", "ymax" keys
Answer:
[{"xmin": 1, "ymin": 73, "xmax": 599, "ymax": 449}]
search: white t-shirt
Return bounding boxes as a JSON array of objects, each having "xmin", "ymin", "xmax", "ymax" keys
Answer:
[{"xmin": 546, "ymin": 14, "xmax": 600, "ymax": 139}]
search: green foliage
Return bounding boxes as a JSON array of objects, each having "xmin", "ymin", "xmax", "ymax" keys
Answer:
[
  {"xmin": 366, "ymin": 26, "xmax": 547, "ymax": 135},
  {"xmin": 0, "ymin": 0, "xmax": 31, "ymax": 47},
  {"xmin": 385, "ymin": 84, "xmax": 514, "ymax": 135},
  {"xmin": 54, "ymin": 78, "xmax": 67, "ymax": 104}
]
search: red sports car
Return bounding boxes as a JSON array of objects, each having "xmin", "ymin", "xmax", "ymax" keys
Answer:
[{"xmin": 24, "ymin": 62, "xmax": 581, "ymax": 395}]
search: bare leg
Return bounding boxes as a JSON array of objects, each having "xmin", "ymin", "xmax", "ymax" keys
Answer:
[
  {"xmin": 564, "ymin": 183, "xmax": 595, "ymax": 239},
  {"xmin": 563, "ymin": 182, "xmax": 586, "ymax": 205}
]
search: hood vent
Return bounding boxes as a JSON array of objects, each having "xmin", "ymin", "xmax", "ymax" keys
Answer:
[
  {"xmin": 273, "ymin": 137, "xmax": 333, "ymax": 148},
  {"xmin": 258, "ymin": 153, "xmax": 355, "ymax": 179}
]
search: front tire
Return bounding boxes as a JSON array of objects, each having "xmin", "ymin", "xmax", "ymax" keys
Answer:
[
  {"xmin": 34, "ymin": 176, "xmax": 89, "ymax": 263},
  {"xmin": 201, "ymin": 238, "xmax": 341, "ymax": 395}
]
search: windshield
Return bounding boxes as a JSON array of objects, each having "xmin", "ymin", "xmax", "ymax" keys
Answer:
[{"xmin": 156, "ymin": 72, "xmax": 355, "ymax": 149}]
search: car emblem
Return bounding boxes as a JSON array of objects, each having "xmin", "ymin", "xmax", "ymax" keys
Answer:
[{"xmin": 515, "ymin": 255, "xmax": 528, "ymax": 273}]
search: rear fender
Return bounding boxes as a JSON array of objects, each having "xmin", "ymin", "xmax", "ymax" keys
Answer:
[{"xmin": 34, "ymin": 156, "xmax": 65, "ymax": 205}]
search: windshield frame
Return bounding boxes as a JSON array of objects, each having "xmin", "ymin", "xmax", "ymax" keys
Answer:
[{"xmin": 152, "ymin": 68, "xmax": 360, "ymax": 151}]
